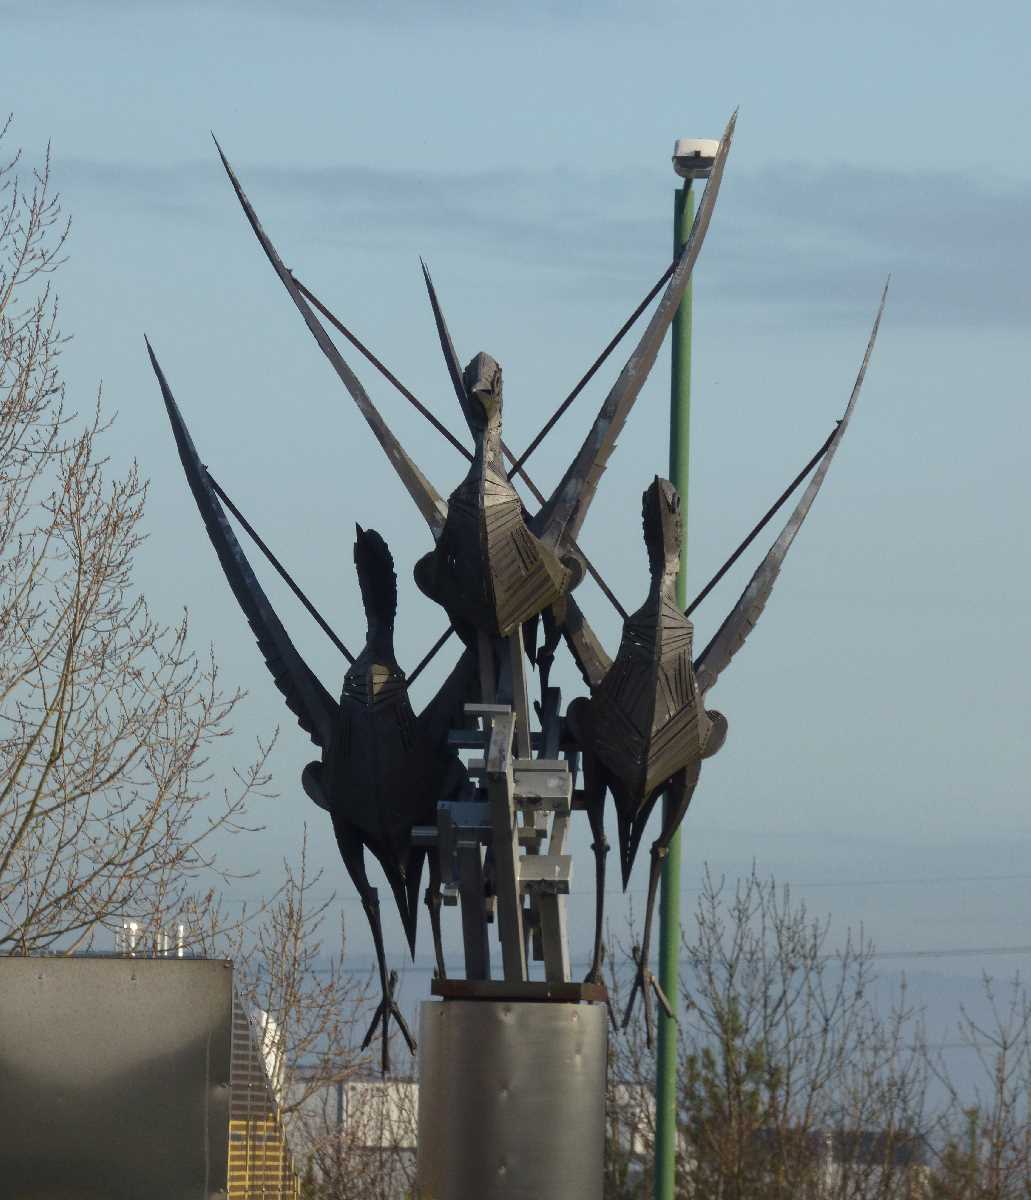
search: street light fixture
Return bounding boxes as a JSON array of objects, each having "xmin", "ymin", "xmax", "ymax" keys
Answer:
[{"xmin": 672, "ymin": 137, "xmax": 720, "ymax": 180}]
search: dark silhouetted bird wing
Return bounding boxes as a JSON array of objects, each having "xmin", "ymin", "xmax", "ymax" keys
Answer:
[
  {"xmin": 561, "ymin": 596, "xmax": 613, "ymax": 690},
  {"xmin": 148, "ymin": 340, "xmax": 338, "ymax": 749},
  {"xmin": 694, "ymin": 282, "xmax": 888, "ymax": 695},
  {"xmin": 420, "ymin": 260, "xmax": 479, "ymax": 437},
  {"xmin": 213, "ymin": 137, "xmax": 448, "ymax": 541},
  {"xmin": 416, "ymin": 645, "xmax": 480, "ymax": 750},
  {"xmin": 531, "ymin": 111, "xmax": 737, "ymax": 553}
]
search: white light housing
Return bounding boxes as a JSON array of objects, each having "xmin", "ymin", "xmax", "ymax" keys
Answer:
[{"xmin": 672, "ymin": 137, "xmax": 720, "ymax": 179}]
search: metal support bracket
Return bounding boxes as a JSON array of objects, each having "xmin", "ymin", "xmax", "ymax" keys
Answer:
[{"xmin": 428, "ymin": 681, "xmax": 574, "ymax": 982}]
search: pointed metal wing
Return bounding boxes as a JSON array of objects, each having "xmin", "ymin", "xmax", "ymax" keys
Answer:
[
  {"xmin": 420, "ymin": 252, "xmax": 618, "ymax": 689},
  {"xmin": 561, "ymin": 595, "xmax": 613, "ymax": 690},
  {"xmin": 531, "ymin": 110, "xmax": 737, "ymax": 551},
  {"xmin": 147, "ymin": 339, "xmax": 339, "ymax": 749},
  {"xmin": 420, "ymin": 260, "xmax": 479, "ymax": 435},
  {"xmin": 212, "ymin": 137, "xmax": 448, "ymax": 541},
  {"xmin": 415, "ymin": 645, "xmax": 479, "ymax": 748},
  {"xmin": 693, "ymin": 282, "xmax": 888, "ymax": 694}
]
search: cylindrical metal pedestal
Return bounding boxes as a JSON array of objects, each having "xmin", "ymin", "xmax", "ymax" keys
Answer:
[{"xmin": 416, "ymin": 999, "xmax": 608, "ymax": 1200}]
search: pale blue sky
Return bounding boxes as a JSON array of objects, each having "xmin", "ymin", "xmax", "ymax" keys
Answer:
[{"xmin": 5, "ymin": 1, "xmax": 1031, "ymax": 982}]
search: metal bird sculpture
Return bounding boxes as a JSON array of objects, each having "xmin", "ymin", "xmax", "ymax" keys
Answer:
[
  {"xmin": 564, "ymin": 478, "xmax": 724, "ymax": 1040},
  {"xmin": 146, "ymin": 341, "xmax": 476, "ymax": 1073},
  {"xmin": 411, "ymin": 348, "xmax": 573, "ymax": 639},
  {"xmin": 144, "ymin": 113, "xmax": 890, "ymax": 1071},
  {"xmin": 564, "ymin": 285, "xmax": 887, "ymax": 1044},
  {"xmin": 209, "ymin": 112, "xmax": 735, "ymax": 649}
]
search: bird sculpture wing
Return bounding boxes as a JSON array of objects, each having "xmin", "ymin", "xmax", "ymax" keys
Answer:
[
  {"xmin": 693, "ymin": 282, "xmax": 888, "ymax": 695},
  {"xmin": 213, "ymin": 138, "xmax": 449, "ymax": 541},
  {"xmin": 530, "ymin": 110, "xmax": 737, "ymax": 553},
  {"xmin": 418, "ymin": 260, "xmax": 617, "ymax": 692},
  {"xmin": 416, "ymin": 644, "xmax": 480, "ymax": 748},
  {"xmin": 147, "ymin": 340, "xmax": 339, "ymax": 749},
  {"xmin": 561, "ymin": 595, "xmax": 613, "ymax": 690},
  {"xmin": 420, "ymin": 260, "xmax": 480, "ymax": 436}
]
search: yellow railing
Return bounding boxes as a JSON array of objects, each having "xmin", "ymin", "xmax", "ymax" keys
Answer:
[{"xmin": 227, "ymin": 1116, "xmax": 301, "ymax": 1199}]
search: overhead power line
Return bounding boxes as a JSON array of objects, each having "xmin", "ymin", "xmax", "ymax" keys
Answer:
[
  {"xmin": 284, "ymin": 941, "xmax": 1031, "ymax": 978},
  {"xmin": 222, "ymin": 869, "xmax": 1031, "ymax": 906}
]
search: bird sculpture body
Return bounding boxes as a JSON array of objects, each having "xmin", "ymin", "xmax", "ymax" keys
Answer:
[
  {"xmin": 558, "ymin": 285, "xmax": 886, "ymax": 1042},
  {"xmin": 304, "ymin": 526, "xmax": 470, "ymax": 1000},
  {"xmin": 209, "ymin": 118, "xmax": 735, "ymax": 657},
  {"xmin": 147, "ymin": 343, "xmax": 475, "ymax": 1073},
  {"xmin": 566, "ymin": 479, "xmax": 726, "ymax": 1030},
  {"xmin": 413, "ymin": 352, "xmax": 570, "ymax": 640},
  {"xmin": 146, "ymin": 115, "xmax": 890, "ymax": 1069}
]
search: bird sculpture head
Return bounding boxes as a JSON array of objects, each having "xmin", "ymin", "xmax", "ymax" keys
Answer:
[
  {"xmin": 642, "ymin": 477, "xmax": 682, "ymax": 586},
  {"xmin": 353, "ymin": 524, "xmax": 397, "ymax": 635},
  {"xmin": 343, "ymin": 525, "xmax": 405, "ymax": 706},
  {"xmin": 462, "ymin": 352, "xmax": 503, "ymax": 432}
]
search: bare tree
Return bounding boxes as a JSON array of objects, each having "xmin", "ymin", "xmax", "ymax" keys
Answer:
[
  {"xmin": 197, "ymin": 828, "xmax": 400, "ymax": 1198},
  {"xmin": 606, "ymin": 869, "xmax": 932, "ymax": 1200},
  {"xmin": 928, "ymin": 976, "xmax": 1031, "ymax": 1200},
  {"xmin": 241, "ymin": 845, "xmax": 418, "ymax": 1200},
  {"xmin": 297, "ymin": 1078, "xmax": 419, "ymax": 1200},
  {"xmin": 232, "ymin": 829, "xmax": 376, "ymax": 1122},
  {"xmin": 0, "ymin": 121, "xmax": 272, "ymax": 953},
  {"xmin": 0, "ymin": 124, "xmax": 431, "ymax": 1200},
  {"xmin": 681, "ymin": 870, "xmax": 930, "ymax": 1200}
]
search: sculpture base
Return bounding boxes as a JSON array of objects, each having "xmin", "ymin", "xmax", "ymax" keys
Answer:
[
  {"xmin": 415, "ymin": 997, "xmax": 608, "ymax": 1200},
  {"xmin": 429, "ymin": 977, "xmax": 607, "ymax": 1004}
]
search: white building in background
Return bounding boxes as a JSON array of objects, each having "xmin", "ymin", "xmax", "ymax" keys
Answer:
[
  {"xmin": 306, "ymin": 1078, "xmax": 418, "ymax": 1197},
  {"xmin": 340, "ymin": 1079, "xmax": 419, "ymax": 1151},
  {"xmin": 250, "ymin": 1007, "xmax": 286, "ymax": 1105}
]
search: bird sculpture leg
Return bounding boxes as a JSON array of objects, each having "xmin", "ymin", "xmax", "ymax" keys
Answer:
[
  {"xmin": 582, "ymin": 755, "xmax": 610, "ymax": 988},
  {"xmin": 332, "ymin": 820, "xmax": 416, "ymax": 1074},
  {"xmin": 418, "ymin": 754, "xmax": 472, "ymax": 981},
  {"xmin": 565, "ymin": 703, "xmax": 616, "ymax": 1023},
  {"xmin": 585, "ymin": 785, "xmax": 618, "ymax": 1029},
  {"xmin": 622, "ymin": 762, "xmax": 701, "ymax": 1047},
  {"xmin": 535, "ymin": 605, "xmax": 563, "ymax": 700},
  {"xmin": 360, "ymin": 969, "xmax": 415, "ymax": 1077},
  {"xmin": 522, "ymin": 613, "xmax": 540, "ymax": 671},
  {"xmin": 565, "ymin": 699, "xmax": 609, "ymax": 985},
  {"xmin": 425, "ymin": 852, "xmax": 448, "ymax": 980}
]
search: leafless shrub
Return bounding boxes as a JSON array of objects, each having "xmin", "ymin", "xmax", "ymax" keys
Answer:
[
  {"xmin": 232, "ymin": 829, "xmax": 377, "ymax": 1121},
  {"xmin": 607, "ymin": 868, "xmax": 932, "ymax": 1199},
  {"xmin": 0, "ymin": 121, "xmax": 272, "ymax": 952},
  {"xmin": 927, "ymin": 976, "xmax": 1031, "ymax": 1199}
]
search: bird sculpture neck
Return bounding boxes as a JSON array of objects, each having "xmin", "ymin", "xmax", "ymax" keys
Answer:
[
  {"xmin": 619, "ymin": 476, "xmax": 691, "ymax": 659},
  {"xmin": 462, "ymin": 352, "xmax": 507, "ymax": 483},
  {"xmin": 363, "ymin": 617, "xmax": 398, "ymax": 665},
  {"xmin": 342, "ymin": 644, "xmax": 405, "ymax": 708},
  {"xmin": 642, "ymin": 476, "xmax": 683, "ymax": 600},
  {"xmin": 346, "ymin": 527, "xmax": 406, "ymax": 706},
  {"xmin": 472, "ymin": 407, "xmax": 506, "ymax": 477},
  {"xmin": 644, "ymin": 563, "xmax": 680, "ymax": 612}
]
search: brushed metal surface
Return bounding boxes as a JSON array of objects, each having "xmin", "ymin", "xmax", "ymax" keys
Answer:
[
  {"xmin": 416, "ymin": 999, "xmax": 607, "ymax": 1199},
  {"xmin": 0, "ymin": 957, "xmax": 232, "ymax": 1199}
]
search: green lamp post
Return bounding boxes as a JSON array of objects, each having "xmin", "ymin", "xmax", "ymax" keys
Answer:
[{"xmin": 654, "ymin": 134, "xmax": 719, "ymax": 1200}]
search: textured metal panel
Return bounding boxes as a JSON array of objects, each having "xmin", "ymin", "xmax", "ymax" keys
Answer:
[
  {"xmin": 0, "ymin": 957, "xmax": 232, "ymax": 1199},
  {"xmin": 416, "ymin": 999, "xmax": 606, "ymax": 1200}
]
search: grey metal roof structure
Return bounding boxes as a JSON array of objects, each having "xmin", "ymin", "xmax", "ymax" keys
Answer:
[{"xmin": 0, "ymin": 955, "xmax": 298, "ymax": 1200}]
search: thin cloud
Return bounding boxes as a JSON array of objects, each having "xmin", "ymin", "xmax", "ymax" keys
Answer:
[
  {"xmin": 54, "ymin": 154, "xmax": 1030, "ymax": 326},
  {"xmin": 18, "ymin": 0, "xmax": 669, "ymax": 27}
]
